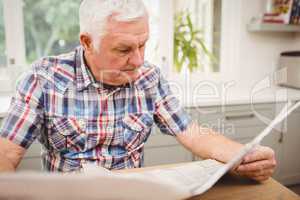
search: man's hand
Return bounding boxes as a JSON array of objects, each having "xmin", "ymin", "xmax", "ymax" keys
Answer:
[{"xmin": 234, "ymin": 146, "xmax": 276, "ymax": 182}]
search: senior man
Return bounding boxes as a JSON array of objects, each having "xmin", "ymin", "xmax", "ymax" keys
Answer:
[{"xmin": 0, "ymin": 0, "xmax": 276, "ymax": 182}]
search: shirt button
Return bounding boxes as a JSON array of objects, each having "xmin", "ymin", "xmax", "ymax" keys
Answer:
[
  {"xmin": 64, "ymin": 131, "xmax": 69, "ymax": 135},
  {"xmin": 78, "ymin": 120, "xmax": 86, "ymax": 128}
]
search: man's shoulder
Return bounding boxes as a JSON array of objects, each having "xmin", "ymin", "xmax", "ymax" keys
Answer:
[
  {"xmin": 135, "ymin": 61, "xmax": 163, "ymax": 90},
  {"xmin": 32, "ymin": 50, "xmax": 76, "ymax": 77},
  {"xmin": 29, "ymin": 49, "xmax": 78, "ymax": 92}
]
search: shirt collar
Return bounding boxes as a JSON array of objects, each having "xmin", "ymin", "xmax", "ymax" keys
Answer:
[
  {"xmin": 74, "ymin": 46, "xmax": 93, "ymax": 91},
  {"xmin": 75, "ymin": 46, "xmax": 124, "ymax": 92}
]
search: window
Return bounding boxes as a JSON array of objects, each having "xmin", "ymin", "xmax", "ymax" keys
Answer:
[
  {"xmin": 23, "ymin": 0, "xmax": 81, "ymax": 63},
  {"xmin": 0, "ymin": 0, "xmax": 6, "ymax": 67},
  {"xmin": 173, "ymin": 0, "xmax": 221, "ymax": 73}
]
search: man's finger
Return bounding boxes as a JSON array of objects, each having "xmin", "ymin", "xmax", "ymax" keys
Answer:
[
  {"xmin": 236, "ymin": 159, "xmax": 276, "ymax": 172},
  {"xmin": 237, "ymin": 168, "xmax": 274, "ymax": 177},
  {"xmin": 243, "ymin": 146, "xmax": 274, "ymax": 163}
]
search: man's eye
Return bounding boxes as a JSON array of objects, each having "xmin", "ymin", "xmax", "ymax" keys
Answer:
[{"xmin": 117, "ymin": 49, "xmax": 130, "ymax": 54}]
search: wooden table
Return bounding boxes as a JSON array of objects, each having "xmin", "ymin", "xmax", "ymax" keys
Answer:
[
  {"xmin": 119, "ymin": 163, "xmax": 300, "ymax": 200},
  {"xmin": 189, "ymin": 174, "xmax": 300, "ymax": 200}
]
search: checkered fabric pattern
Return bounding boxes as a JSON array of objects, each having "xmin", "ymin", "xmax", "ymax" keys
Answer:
[{"xmin": 0, "ymin": 46, "xmax": 191, "ymax": 172}]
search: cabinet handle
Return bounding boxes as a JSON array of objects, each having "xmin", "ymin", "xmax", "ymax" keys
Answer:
[
  {"xmin": 278, "ymin": 119, "xmax": 285, "ymax": 143},
  {"xmin": 225, "ymin": 113, "xmax": 255, "ymax": 121},
  {"xmin": 278, "ymin": 131, "xmax": 283, "ymax": 143}
]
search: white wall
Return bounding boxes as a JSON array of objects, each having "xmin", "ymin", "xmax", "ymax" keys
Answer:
[
  {"xmin": 219, "ymin": 0, "xmax": 299, "ymax": 89},
  {"xmin": 294, "ymin": 33, "xmax": 300, "ymax": 47}
]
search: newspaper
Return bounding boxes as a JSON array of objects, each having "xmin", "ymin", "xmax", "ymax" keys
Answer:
[{"xmin": 0, "ymin": 101, "xmax": 299, "ymax": 200}]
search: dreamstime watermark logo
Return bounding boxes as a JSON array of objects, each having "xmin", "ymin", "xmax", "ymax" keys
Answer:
[
  {"xmin": 90, "ymin": 66, "xmax": 290, "ymax": 139},
  {"xmin": 160, "ymin": 68, "xmax": 290, "ymax": 138}
]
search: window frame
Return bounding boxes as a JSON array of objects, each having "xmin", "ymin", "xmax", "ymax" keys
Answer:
[{"xmin": 2, "ymin": 0, "xmax": 26, "ymax": 67}]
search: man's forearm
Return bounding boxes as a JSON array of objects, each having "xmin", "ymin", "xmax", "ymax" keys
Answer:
[
  {"xmin": 0, "ymin": 138, "xmax": 25, "ymax": 172},
  {"xmin": 0, "ymin": 151, "xmax": 16, "ymax": 172},
  {"xmin": 176, "ymin": 123, "xmax": 243, "ymax": 163}
]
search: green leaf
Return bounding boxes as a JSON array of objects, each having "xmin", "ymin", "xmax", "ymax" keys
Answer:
[
  {"xmin": 173, "ymin": 9, "xmax": 217, "ymax": 73},
  {"xmin": 186, "ymin": 13, "xmax": 193, "ymax": 33}
]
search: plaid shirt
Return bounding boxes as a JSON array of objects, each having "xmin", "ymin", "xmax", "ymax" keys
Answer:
[{"xmin": 0, "ymin": 46, "xmax": 191, "ymax": 172}]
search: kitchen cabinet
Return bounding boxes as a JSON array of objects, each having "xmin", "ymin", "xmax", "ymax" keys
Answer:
[
  {"xmin": 279, "ymin": 106, "xmax": 300, "ymax": 185},
  {"xmin": 17, "ymin": 156, "xmax": 42, "ymax": 171},
  {"xmin": 144, "ymin": 131, "xmax": 193, "ymax": 166},
  {"xmin": 16, "ymin": 141, "xmax": 43, "ymax": 171}
]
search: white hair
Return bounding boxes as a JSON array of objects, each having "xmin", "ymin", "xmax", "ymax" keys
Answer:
[{"xmin": 79, "ymin": 0, "xmax": 148, "ymax": 51}]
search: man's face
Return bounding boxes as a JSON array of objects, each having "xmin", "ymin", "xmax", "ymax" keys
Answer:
[{"xmin": 86, "ymin": 16, "xmax": 149, "ymax": 86}]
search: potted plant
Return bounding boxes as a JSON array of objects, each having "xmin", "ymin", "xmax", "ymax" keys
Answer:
[{"xmin": 173, "ymin": 10, "xmax": 217, "ymax": 72}]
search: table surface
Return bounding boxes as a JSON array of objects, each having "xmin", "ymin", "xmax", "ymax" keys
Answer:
[{"xmin": 119, "ymin": 162, "xmax": 300, "ymax": 200}]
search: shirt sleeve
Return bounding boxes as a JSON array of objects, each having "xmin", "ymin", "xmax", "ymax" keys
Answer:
[
  {"xmin": 154, "ymin": 74, "xmax": 191, "ymax": 136},
  {"xmin": 0, "ymin": 68, "xmax": 44, "ymax": 149}
]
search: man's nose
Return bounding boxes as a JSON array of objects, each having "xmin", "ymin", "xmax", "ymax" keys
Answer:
[{"xmin": 128, "ymin": 49, "xmax": 143, "ymax": 68}]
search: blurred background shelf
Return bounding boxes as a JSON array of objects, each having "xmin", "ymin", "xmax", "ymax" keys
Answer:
[{"xmin": 247, "ymin": 22, "xmax": 300, "ymax": 32}]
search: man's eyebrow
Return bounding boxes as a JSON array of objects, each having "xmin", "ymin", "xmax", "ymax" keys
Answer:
[
  {"xmin": 114, "ymin": 43, "xmax": 132, "ymax": 49},
  {"xmin": 116, "ymin": 41, "xmax": 135, "ymax": 46},
  {"xmin": 140, "ymin": 37, "xmax": 149, "ymax": 45}
]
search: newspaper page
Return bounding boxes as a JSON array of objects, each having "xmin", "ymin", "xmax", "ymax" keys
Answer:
[
  {"xmin": 0, "ymin": 169, "xmax": 188, "ymax": 200},
  {"xmin": 0, "ymin": 101, "xmax": 299, "ymax": 200}
]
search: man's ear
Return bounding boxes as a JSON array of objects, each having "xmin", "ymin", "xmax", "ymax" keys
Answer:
[{"xmin": 80, "ymin": 34, "xmax": 93, "ymax": 53}]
